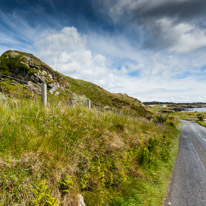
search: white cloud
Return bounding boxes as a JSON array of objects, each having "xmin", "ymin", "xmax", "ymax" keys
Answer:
[
  {"xmin": 86, "ymin": 31, "xmax": 144, "ymax": 63},
  {"xmin": 1, "ymin": 3, "xmax": 206, "ymax": 103},
  {"xmin": 115, "ymin": 77, "xmax": 206, "ymax": 103},
  {"xmin": 103, "ymin": 0, "xmax": 206, "ymax": 53},
  {"xmin": 156, "ymin": 18, "xmax": 206, "ymax": 53},
  {"xmin": 34, "ymin": 26, "xmax": 206, "ymax": 103},
  {"xmin": 35, "ymin": 27, "xmax": 119, "ymax": 88}
]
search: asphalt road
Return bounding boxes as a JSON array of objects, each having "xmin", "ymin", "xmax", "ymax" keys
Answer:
[{"xmin": 166, "ymin": 120, "xmax": 206, "ymax": 206}]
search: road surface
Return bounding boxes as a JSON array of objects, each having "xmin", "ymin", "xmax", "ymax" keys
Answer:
[{"xmin": 166, "ymin": 120, "xmax": 206, "ymax": 206}]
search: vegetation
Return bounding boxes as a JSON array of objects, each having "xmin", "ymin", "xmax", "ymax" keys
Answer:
[
  {"xmin": 66, "ymin": 76, "xmax": 151, "ymax": 118},
  {"xmin": 147, "ymin": 103, "xmax": 206, "ymax": 128},
  {"xmin": 0, "ymin": 50, "xmax": 181, "ymax": 205},
  {"xmin": 0, "ymin": 51, "xmax": 36, "ymax": 76},
  {"xmin": 0, "ymin": 98, "xmax": 180, "ymax": 205},
  {"xmin": 197, "ymin": 121, "xmax": 206, "ymax": 127},
  {"xmin": 170, "ymin": 111, "xmax": 206, "ymax": 128},
  {"xmin": 0, "ymin": 50, "xmax": 151, "ymax": 119},
  {"xmin": 197, "ymin": 113, "xmax": 205, "ymax": 121}
]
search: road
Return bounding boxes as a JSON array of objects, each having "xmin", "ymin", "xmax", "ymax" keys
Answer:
[{"xmin": 166, "ymin": 120, "xmax": 206, "ymax": 206}]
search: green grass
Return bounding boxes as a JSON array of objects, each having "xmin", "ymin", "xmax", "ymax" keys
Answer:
[
  {"xmin": 110, "ymin": 121, "xmax": 181, "ymax": 206},
  {"xmin": 172, "ymin": 112, "xmax": 206, "ymax": 128},
  {"xmin": 66, "ymin": 76, "xmax": 151, "ymax": 118},
  {"xmin": 0, "ymin": 98, "xmax": 180, "ymax": 205},
  {"xmin": 197, "ymin": 121, "xmax": 206, "ymax": 127},
  {"xmin": 172, "ymin": 112, "xmax": 199, "ymax": 121}
]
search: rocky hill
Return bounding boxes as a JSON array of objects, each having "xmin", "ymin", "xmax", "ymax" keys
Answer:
[
  {"xmin": 0, "ymin": 50, "xmax": 70, "ymax": 96},
  {"xmin": 0, "ymin": 50, "xmax": 151, "ymax": 118}
]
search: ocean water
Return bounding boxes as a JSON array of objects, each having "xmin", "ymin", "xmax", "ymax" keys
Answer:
[{"xmin": 185, "ymin": 107, "xmax": 206, "ymax": 112}]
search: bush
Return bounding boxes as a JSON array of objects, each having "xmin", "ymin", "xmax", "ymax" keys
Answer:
[
  {"xmin": 197, "ymin": 113, "xmax": 204, "ymax": 121},
  {"xmin": 154, "ymin": 114, "xmax": 168, "ymax": 123}
]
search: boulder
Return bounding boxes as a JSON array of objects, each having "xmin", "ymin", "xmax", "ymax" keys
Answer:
[
  {"xmin": 26, "ymin": 81, "xmax": 41, "ymax": 95},
  {"xmin": 49, "ymin": 86, "xmax": 58, "ymax": 95}
]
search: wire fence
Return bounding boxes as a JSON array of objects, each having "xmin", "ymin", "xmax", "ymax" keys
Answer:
[
  {"xmin": 0, "ymin": 74, "xmax": 90, "ymax": 108},
  {"xmin": 0, "ymin": 73, "xmax": 126, "ymax": 113}
]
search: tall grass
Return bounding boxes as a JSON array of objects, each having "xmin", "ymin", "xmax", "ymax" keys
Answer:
[{"xmin": 0, "ymin": 98, "xmax": 180, "ymax": 205}]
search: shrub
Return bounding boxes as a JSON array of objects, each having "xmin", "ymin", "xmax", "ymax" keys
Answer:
[
  {"xmin": 154, "ymin": 114, "xmax": 168, "ymax": 123},
  {"xmin": 197, "ymin": 113, "xmax": 204, "ymax": 121}
]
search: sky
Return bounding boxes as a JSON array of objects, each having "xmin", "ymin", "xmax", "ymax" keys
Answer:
[{"xmin": 0, "ymin": 0, "xmax": 206, "ymax": 102}]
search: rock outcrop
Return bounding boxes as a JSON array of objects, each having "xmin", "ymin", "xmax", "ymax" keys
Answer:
[{"xmin": 0, "ymin": 50, "xmax": 70, "ymax": 96}]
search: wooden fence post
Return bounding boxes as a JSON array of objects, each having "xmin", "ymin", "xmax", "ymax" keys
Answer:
[
  {"xmin": 87, "ymin": 99, "xmax": 91, "ymax": 109},
  {"xmin": 41, "ymin": 83, "xmax": 47, "ymax": 106}
]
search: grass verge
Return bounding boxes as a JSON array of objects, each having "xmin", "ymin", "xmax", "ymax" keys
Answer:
[
  {"xmin": 0, "ymin": 98, "xmax": 180, "ymax": 205},
  {"xmin": 172, "ymin": 112, "xmax": 206, "ymax": 128}
]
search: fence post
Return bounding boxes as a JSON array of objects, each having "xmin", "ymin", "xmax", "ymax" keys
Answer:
[
  {"xmin": 41, "ymin": 83, "xmax": 47, "ymax": 106},
  {"xmin": 87, "ymin": 99, "xmax": 91, "ymax": 109}
]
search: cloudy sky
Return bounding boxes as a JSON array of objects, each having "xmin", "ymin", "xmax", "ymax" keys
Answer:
[{"xmin": 0, "ymin": 0, "xmax": 206, "ymax": 102}]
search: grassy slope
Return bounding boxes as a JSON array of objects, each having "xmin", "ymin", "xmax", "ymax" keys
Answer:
[
  {"xmin": 66, "ymin": 76, "xmax": 151, "ymax": 118},
  {"xmin": 0, "ymin": 50, "xmax": 151, "ymax": 119},
  {"xmin": 0, "ymin": 98, "xmax": 180, "ymax": 205}
]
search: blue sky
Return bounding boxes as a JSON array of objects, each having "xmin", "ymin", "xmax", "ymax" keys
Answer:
[{"xmin": 0, "ymin": 0, "xmax": 206, "ymax": 102}]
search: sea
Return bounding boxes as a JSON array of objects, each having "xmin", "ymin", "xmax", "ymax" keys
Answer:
[{"xmin": 184, "ymin": 107, "xmax": 206, "ymax": 112}]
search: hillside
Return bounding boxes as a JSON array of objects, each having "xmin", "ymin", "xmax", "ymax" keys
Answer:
[
  {"xmin": 0, "ymin": 50, "xmax": 151, "ymax": 118},
  {"xmin": 66, "ymin": 76, "xmax": 149, "ymax": 117},
  {"xmin": 0, "ymin": 50, "xmax": 180, "ymax": 205}
]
